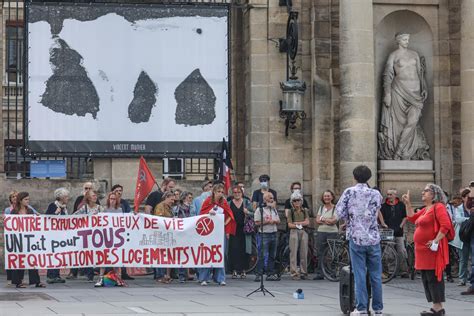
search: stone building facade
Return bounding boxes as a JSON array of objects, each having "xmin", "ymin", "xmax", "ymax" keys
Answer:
[{"xmin": 0, "ymin": 0, "xmax": 472, "ymax": 210}]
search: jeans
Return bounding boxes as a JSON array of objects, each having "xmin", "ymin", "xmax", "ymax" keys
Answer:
[
  {"xmin": 256, "ymin": 232, "xmax": 277, "ymax": 275},
  {"xmin": 178, "ymin": 268, "xmax": 187, "ymax": 281},
  {"xmin": 459, "ymin": 241, "xmax": 471, "ymax": 282},
  {"xmin": 47, "ymin": 269, "xmax": 60, "ymax": 279},
  {"xmin": 198, "ymin": 267, "xmax": 225, "ymax": 283},
  {"xmin": 349, "ymin": 240, "xmax": 383, "ymax": 313},
  {"xmin": 83, "ymin": 268, "xmax": 95, "ymax": 280},
  {"xmin": 198, "ymin": 235, "xmax": 226, "ymax": 283},
  {"xmin": 154, "ymin": 268, "xmax": 165, "ymax": 279}
]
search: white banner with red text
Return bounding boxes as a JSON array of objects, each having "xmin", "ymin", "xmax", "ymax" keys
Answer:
[{"xmin": 4, "ymin": 214, "xmax": 224, "ymax": 269}]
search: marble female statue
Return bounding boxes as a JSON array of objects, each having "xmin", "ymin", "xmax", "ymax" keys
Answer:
[{"xmin": 378, "ymin": 33, "xmax": 430, "ymax": 160}]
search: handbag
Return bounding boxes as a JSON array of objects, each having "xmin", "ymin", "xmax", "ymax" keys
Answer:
[
  {"xmin": 243, "ymin": 215, "xmax": 256, "ymax": 234},
  {"xmin": 243, "ymin": 199, "xmax": 256, "ymax": 234},
  {"xmin": 459, "ymin": 215, "xmax": 474, "ymax": 243}
]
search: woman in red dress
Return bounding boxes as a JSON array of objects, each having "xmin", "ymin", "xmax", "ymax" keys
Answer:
[
  {"xmin": 402, "ymin": 184, "xmax": 453, "ymax": 316},
  {"xmin": 198, "ymin": 183, "xmax": 236, "ymax": 286}
]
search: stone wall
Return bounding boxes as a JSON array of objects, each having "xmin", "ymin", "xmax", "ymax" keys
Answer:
[{"xmin": 0, "ymin": 0, "xmax": 469, "ymax": 211}]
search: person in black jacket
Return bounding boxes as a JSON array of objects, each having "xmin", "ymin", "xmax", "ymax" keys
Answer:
[
  {"xmin": 111, "ymin": 184, "xmax": 134, "ymax": 280},
  {"xmin": 73, "ymin": 182, "xmax": 94, "ymax": 212},
  {"xmin": 45, "ymin": 188, "xmax": 70, "ymax": 284},
  {"xmin": 379, "ymin": 188, "xmax": 408, "ymax": 277}
]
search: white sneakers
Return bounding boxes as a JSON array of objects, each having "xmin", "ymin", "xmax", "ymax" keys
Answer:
[
  {"xmin": 200, "ymin": 280, "xmax": 226, "ymax": 286},
  {"xmin": 349, "ymin": 309, "xmax": 383, "ymax": 316}
]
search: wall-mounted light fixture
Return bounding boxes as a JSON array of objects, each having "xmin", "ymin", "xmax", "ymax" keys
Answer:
[{"xmin": 278, "ymin": 4, "xmax": 306, "ymax": 137}]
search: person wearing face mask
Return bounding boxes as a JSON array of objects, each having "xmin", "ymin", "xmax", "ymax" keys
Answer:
[{"xmin": 251, "ymin": 174, "xmax": 278, "ymax": 211}]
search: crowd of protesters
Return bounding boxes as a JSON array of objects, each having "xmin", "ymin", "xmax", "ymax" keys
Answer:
[{"xmin": 3, "ymin": 170, "xmax": 474, "ymax": 314}]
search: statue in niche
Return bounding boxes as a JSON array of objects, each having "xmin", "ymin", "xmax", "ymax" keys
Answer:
[{"xmin": 378, "ymin": 32, "xmax": 430, "ymax": 160}]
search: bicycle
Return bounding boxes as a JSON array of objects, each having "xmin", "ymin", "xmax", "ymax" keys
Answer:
[
  {"xmin": 274, "ymin": 228, "xmax": 319, "ymax": 276},
  {"xmin": 405, "ymin": 240, "xmax": 416, "ymax": 280},
  {"xmin": 323, "ymin": 229, "xmax": 399, "ymax": 283},
  {"xmin": 379, "ymin": 228, "xmax": 399, "ymax": 283},
  {"xmin": 321, "ymin": 234, "xmax": 350, "ymax": 282}
]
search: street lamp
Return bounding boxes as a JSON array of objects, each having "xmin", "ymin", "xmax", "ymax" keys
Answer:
[{"xmin": 279, "ymin": 7, "xmax": 306, "ymax": 137}]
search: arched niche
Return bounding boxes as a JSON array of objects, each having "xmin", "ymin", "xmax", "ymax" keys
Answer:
[{"xmin": 375, "ymin": 10, "xmax": 434, "ymax": 160}]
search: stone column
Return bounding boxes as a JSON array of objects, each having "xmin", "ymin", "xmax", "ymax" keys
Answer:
[
  {"xmin": 460, "ymin": 0, "xmax": 474, "ymax": 186},
  {"xmin": 338, "ymin": 0, "xmax": 377, "ymax": 189},
  {"xmin": 0, "ymin": 7, "xmax": 4, "ymax": 174}
]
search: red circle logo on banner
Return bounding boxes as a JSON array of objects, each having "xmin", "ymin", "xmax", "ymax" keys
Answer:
[{"xmin": 195, "ymin": 217, "xmax": 214, "ymax": 236}]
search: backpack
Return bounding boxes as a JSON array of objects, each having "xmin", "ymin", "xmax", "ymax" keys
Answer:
[
  {"xmin": 459, "ymin": 216, "xmax": 474, "ymax": 244},
  {"xmin": 433, "ymin": 203, "xmax": 455, "ymax": 241}
]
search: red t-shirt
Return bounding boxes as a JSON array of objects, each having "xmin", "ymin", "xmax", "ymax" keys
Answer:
[{"xmin": 407, "ymin": 203, "xmax": 451, "ymax": 270}]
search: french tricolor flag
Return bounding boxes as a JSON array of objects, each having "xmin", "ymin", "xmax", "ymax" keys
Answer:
[{"xmin": 219, "ymin": 138, "xmax": 233, "ymax": 195}]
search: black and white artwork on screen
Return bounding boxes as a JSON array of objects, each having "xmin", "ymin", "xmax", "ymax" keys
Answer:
[{"xmin": 26, "ymin": 2, "xmax": 229, "ymax": 155}]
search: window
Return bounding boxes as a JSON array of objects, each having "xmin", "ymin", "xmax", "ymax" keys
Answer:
[{"xmin": 5, "ymin": 21, "xmax": 24, "ymax": 84}]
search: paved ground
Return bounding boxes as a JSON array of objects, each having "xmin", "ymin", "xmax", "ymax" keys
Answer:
[{"xmin": 1, "ymin": 274, "xmax": 473, "ymax": 316}]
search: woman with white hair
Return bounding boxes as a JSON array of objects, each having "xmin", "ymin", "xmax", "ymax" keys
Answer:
[
  {"xmin": 402, "ymin": 184, "xmax": 454, "ymax": 316},
  {"xmin": 287, "ymin": 191, "xmax": 310, "ymax": 280},
  {"xmin": 45, "ymin": 187, "xmax": 70, "ymax": 284}
]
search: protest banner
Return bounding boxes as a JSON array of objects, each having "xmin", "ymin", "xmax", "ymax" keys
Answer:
[{"xmin": 3, "ymin": 214, "xmax": 224, "ymax": 270}]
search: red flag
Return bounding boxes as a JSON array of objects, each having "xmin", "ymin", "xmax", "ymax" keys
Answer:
[
  {"xmin": 134, "ymin": 156, "xmax": 156, "ymax": 212},
  {"xmin": 219, "ymin": 139, "xmax": 233, "ymax": 194}
]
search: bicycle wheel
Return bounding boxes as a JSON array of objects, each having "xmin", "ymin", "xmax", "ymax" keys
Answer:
[
  {"xmin": 307, "ymin": 248, "xmax": 318, "ymax": 274},
  {"xmin": 322, "ymin": 244, "xmax": 350, "ymax": 282},
  {"xmin": 275, "ymin": 245, "xmax": 290, "ymax": 276},
  {"xmin": 381, "ymin": 244, "xmax": 399, "ymax": 284},
  {"xmin": 406, "ymin": 243, "xmax": 416, "ymax": 280},
  {"xmin": 244, "ymin": 242, "xmax": 259, "ymax": 274}
]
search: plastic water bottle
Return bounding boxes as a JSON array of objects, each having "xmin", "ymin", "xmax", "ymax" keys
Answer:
[{"xmin": 293, "ymin": 288, "xmax": 304, "ymax": 299}]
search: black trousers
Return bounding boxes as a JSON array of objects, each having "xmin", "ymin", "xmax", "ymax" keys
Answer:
[
  {"xmin": 421, "ymin": 270, "xmax": 445, "ymax": 303},
  {"xmin": 11, "ymin": 269, "xmax": 40, "ymax": 285}
]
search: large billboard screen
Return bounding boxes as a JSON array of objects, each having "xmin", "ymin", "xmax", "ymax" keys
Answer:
[{"xmin": 26, "ymin": 2, "xmax": 229, "ymax": 156}]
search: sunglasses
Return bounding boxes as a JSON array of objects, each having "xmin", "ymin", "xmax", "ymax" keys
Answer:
[{"xmin": 292, "ymin": 199, "xmax": 302, "ymax": 202}]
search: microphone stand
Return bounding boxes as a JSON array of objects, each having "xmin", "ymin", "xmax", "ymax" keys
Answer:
[{"xmin": 247, "ymin": 203, "xmax": 274, "ymax": 297}]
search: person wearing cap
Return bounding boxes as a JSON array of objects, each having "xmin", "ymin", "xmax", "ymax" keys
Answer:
[
  {"xmin": 251, "ymin": 174, "xmax": 278, "ymax": 211},
  {"xmin": 287, "ymin": 191, "xmax": 310, "ymax": 280}
]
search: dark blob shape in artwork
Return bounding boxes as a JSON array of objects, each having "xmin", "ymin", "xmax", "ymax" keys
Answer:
[
  {"xmin": 128, "ymin": 71, "xmax": 158, "ymax": 123},
  {"xmin": 175, "ymin": 69, "xmax": 216, "ymax": 126},
  {"xmin": 41, "ymin": 38, "xmax": 100, "ymax": 118}
]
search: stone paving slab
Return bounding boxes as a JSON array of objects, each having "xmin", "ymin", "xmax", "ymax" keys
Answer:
[{"xmin": 1, "ymin": 275, "xmax": 473, "ymax": 315}]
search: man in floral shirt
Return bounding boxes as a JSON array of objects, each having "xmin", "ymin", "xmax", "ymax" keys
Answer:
[{"xmin": 336, "ymin": 165, "xmax": 383, "ymax": 316}]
